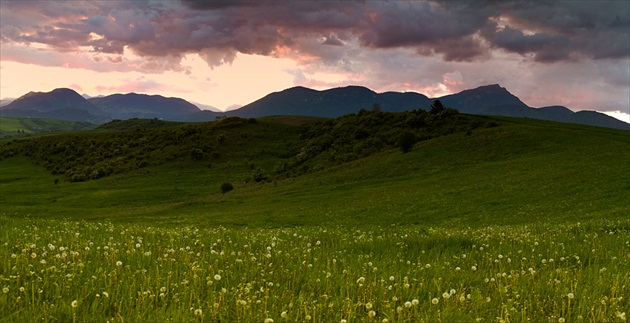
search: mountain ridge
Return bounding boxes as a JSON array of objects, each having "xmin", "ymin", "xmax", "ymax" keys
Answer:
[{"xmin": 1, "ymin": 85, "xmax": 627, "ymax": 130}]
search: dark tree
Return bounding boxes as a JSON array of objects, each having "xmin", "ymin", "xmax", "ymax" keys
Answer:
[
  {"xmin": 398, "ymin": 131, "xmax": 416, "ymax": 153},
  {"xmin": 221, "ymin": 182, "xmax": 234, "ymax": 193},
  {"xmin": 430, "ymin": 100, "xmax": 446, "ymax": 114}
]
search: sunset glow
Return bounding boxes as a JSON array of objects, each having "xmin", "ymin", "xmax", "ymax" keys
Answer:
[{"xmin": 0, "ymin": 0, "xmax": 628, "ymax": 121}]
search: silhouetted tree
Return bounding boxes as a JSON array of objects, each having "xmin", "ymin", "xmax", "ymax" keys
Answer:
[
  {"xmin": 430, "ymin": 100, "xmax": 445, "ymax": 114},
  {"xmin": 398, "ymin": 131, "xmax": 416, "ymax": 153},
  {"xmin": 221, "ymin": 182, "xmax": 234, "ymax": 193}
]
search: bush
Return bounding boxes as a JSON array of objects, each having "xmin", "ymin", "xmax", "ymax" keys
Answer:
[
  {"xmin": 220, "ymin": 182, "xmax": 234, "ymax": 193},
  {"xmin": 398, "ymin": 131, "xmax": 416, "ymax": 153},
  {"xmin": 252, "ymin": 168, "xmax": 268, "ymax": 182},
  {"xmin": 190, "ymin": 148, "xmax": 204, "ymax": 160}
]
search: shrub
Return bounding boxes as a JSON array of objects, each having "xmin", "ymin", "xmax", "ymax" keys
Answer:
[
  {"xmin": 190, "ymin": 148, "xmax": 204, "ymax": 160},
  {"xmin": 252, "ymin": 168, "xmax": 268, "ymax": 182},
  {"xmin": 398, "ymin": 131, "xmax": 416, "ymax": 153},
  {"xmin": 220, "ymin": 182, "xmax": 234, "ymax": 193}
]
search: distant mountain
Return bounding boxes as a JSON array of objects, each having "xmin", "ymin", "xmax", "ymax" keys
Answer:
[
  {"xmin": 0, "ymin": 88, "xmax": 110, "ymax": 123},
  {"xmin": 0, "ymin": 89, "xmax": 210, "ymax": 123},
  {"xmin": 88, "ymin": 93, "xmax": 201, "ymax": 120},
  {"xmin": 229, "ymin": 84, "xmax": 628, "ymax": 130},
  {"xmin": 229, "ymin": 85, "xmax": 430, "ymax": 118},
  {"xmin": 191, "ymin": 101, "xmax": 222, "ymax": 112},
  {"xmin": 2, "ymin": 88, "xmax": 102, "ymax": 114},
  {"xmin": 2, "ymin": 85, "xmax": 627, "ymax": 130},
  {"xmin": 0, "ymin": 98, "xmax": 15, "ymax": 107}
]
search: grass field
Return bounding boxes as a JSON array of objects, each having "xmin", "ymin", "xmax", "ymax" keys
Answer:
[
  {"xmin": 0, "ymin": 117, "xmax": 96, "ymax": 137},
  {"xmin": 0, "ymin": 116, "xmax": 628, "ymax": 321}
]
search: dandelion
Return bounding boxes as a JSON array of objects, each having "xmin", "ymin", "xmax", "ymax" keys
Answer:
[
  {"xmin": 102, "ymin": 292, "xmax": 109, "ymax": 298},
  {"xmin": 405, "ymin": 301, "xmax": 412, "ymax": 308},
  {"xmin": 366, "ymin": 302, "xmax": 373, "ymax": 309},
  {"xmin": 264, "ymin": 319, "xmax": 274, "ymax": 323},
  {"xmin": 214, "ymin": 274, "xmax": 221, "ymax": 281},
  {"xmin": 341, "ymin": 319, "xmax": 347, "ymax": 323},
  {"xmin": 471, "ymin": 265, "xmax": 477, "ymax": 271},
  {"xmin": 559, "ymin": 318, "xmax": 565, "ymax": 323},
  {"xmin": 357, "ymin": 277, "xmax": 365, "ymax": 284},
  {"xmin": 389, "ymin": 276, "xmax": 395, "ymax": 281},
  {"xmin": 368, "ymin": 310, "xmax": 376, "ymax": 318},
  {"xmin": 31, "ymin": 252, "xmax": 37, "ymax": 258},
  {"xmin": 194, "ymin": 309, "xmax": 203, "ymax": 316},
  {"xmin": 615, "ymin": 312, "xmax": 626, "ymax": 321},
  {"xmin": 382, "ymin": 319, "xmax": 389, "ymax": 323},
  {"xmin": 443, "ymin": 292, "xmax": 450, "ymax": 299},
  {"xmin": 116, "ymin": 261, "xmax": 123, "ymax": 267},
  {"xmin": 567, "ymin": 293, "xmax": 575, "ymax": 299},
  {"xmin": 281, "ymin": 311, "xmax": 287, "ymax": 318},
  {"xmin": 432, "ymin": 298, "xmax": 439, "ymax": 305},
  {"xmin": 305, "ymin": 315, "xmax": 311, "ymax": 321},
  {"xmin": 412, "ymin": 299, "xmax": 419, "ymax": 306},
  {"xmin": 2, "ymin": 287, "xmax": 9, "ymax": 294},
  {"xmin": 71, "ymin": 300, "xmax": 78, "ymax": 308}
]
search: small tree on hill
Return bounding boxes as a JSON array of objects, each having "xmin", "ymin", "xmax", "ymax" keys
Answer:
[
  {"xmin": 221, "ymin": 182, "xmax": 234, "ymax": 193},
  {"xmin": 430, "ymin": 100, "xmax": 446, "ymax": 114},
  {"xmin": 398, "ymin": 131, "xmax": 416, "ymax": 153}
]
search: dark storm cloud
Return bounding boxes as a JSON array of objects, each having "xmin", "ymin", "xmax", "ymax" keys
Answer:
[{"xmin": 1, "ymin": 0, "xmax": 628, "ymax": 68}]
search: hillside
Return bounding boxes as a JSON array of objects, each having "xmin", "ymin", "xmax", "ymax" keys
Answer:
[
  {"xmin": 0, "ymin": 114, "xmax": 627, "ymax": 227},
  {"xmin": 0, "ymin": 116, "xmax": 97, "ymax": 138}
]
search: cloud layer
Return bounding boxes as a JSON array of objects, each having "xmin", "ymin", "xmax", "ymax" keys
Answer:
[{"xmin": 1, "ymin": 0, "xmax": 628, "ymax": 114}]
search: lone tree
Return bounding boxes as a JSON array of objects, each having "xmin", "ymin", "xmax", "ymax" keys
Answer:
[
  {"xmin": 398, "ymin": 131, "xmax": 416, "ymax": 153},
  {"xmin": 221, "ymin": 182, "xmax": 234, "ymax": 193},
  {"xmin": 430, "ymin": 100, "xmax": 446, "ymax": 114}
]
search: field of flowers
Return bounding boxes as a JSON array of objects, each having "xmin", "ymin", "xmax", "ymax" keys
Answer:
[{"xmin": 1, "ymin": 216, "xmax": 628, "ymax": 322}]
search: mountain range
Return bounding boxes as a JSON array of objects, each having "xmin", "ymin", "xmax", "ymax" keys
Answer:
[{"xmin": 1, "ymin": 85, "xmax": 628, "ymax": 130}]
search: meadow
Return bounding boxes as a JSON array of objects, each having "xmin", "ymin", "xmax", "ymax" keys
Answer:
[
  {"xmin": 1, "ymin": 216, "xmax": 628, "ymax": 322},
  {"xmin": 1, "ymin": 114, "xmax": 629, "ymax": 321}
]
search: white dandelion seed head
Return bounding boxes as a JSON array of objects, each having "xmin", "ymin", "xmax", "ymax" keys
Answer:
[
  {"xmin": 405, "ymin": 301, "xmax": 412, "ymax": 308},
  {"xmin": 432, "ymin": 298, "xmax": 439, "ymax": 305},
  {"xmin": 214, "ymin": 274, "xmax": 221, "ymax": 281}
]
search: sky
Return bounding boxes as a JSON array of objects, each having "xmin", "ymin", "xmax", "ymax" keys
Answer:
[{"xmin": 0, "ymin": 0, "xmax": 628, "ymax": 121}]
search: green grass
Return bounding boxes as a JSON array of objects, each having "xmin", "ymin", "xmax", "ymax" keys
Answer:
[
  {"xmin": 0, "ymin": 117, "xmax": 96, "ymax": 136},
  {"xmin": 1, "ymin": 217, "xmax": 627, "ymax": 322},
  {"xmin": 0, "ymin": 115, "xmax": 629, "ymax": 321}
]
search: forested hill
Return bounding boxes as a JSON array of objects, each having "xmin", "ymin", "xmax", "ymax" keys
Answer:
[{"xmin": 0, "ymin": 109, "xmax": 494, "ymax": 182}]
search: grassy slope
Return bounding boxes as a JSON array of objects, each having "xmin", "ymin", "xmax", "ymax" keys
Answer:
[
  {"xmin": 1, "ymin": 116, "xmax": 627, "ymax": 228},
  {"xmin": 0, "ymin": 116, "xmax": 96, "ymax": 134}
]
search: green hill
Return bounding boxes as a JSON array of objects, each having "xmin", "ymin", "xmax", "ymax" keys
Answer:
[
  {"xmin": 1, "ymin": 113, "xmax": 628, "ymax": 323},
  {"xmin": 0, "ymin": 112, "xmax": 627, "ymax": 227},
  {"xmin": 0, "ymin": 116, "xmax": 96, "ymax": 138}
]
